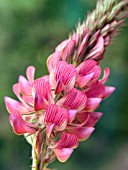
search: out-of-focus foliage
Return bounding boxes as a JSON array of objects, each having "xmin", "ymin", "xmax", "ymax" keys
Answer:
[{"xmin": 0, "ymin": 0, "xmax": 128, "ymax": 170}]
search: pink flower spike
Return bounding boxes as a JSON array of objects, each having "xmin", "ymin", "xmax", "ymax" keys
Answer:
[
  {"xmin": 26, "ymin": 66, "xmax": 35, "ymax": 84},
  {"xmin": 40, "ymin": 105, "xmax": 68, "ymax": 138},
  {"xmin": 47, "ymin": 51, "xmax": 62, "ymax": 72},
  {"xmin": 50, "ymin": 61, "xmax": 76, "ymax": 93},
  {"xmin": 100, "ymin": 67, "xmax": 110, "ymax": 84},
  {"xmin": 33, "ymin": 78, "xmax": 51, "ymax": 111},
  {"xmin": 85, "ymin": 98, "xmax": 102, "ymax": 111},
  {"xmin": 18, "ymin": 75, "xmax": 32, "ymax": 95},
  {"xmin": 4, "ymin": 96, "xmax": 32, "ymax": 114},
  {"xmin": 9, "ymin": 111, "xmax": 38, "ymax": 135},
  {"xmin": 103, "ymin": 86, "xmax": 116, "ymax": 99},
  {"xmin": 77, "ymin": 33, "xmax": 89, "ymax": 57},
  {"xmin": 67, "ymin": 126, "xmax": 95, "ymax": 141},
  {"xmin": 86, "ymin": 36, "xmax": 104, "ymax": 60},
  {"xmin": 49, "ymin": 132, "xmax": 78, "ymax": 162},
  {"xmin": 57, "ymin": 88, "xmax": 87, "ymax": 111},
  {"xmin": 62, "ymin": 39, "xmax": 76, "ymax": 61}
]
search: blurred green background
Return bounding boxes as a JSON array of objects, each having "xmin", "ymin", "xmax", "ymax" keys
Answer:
[{"xmin": 0, "ymin": 0, "xmax": 128, "ymax": 170}]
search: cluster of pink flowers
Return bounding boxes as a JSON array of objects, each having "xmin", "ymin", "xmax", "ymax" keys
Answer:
[{"xmin": 5, "ymin": 54, "xmax": 115, "ymax": 162}]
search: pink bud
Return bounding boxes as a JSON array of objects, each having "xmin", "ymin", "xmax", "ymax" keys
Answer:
[
  {"xmin": 77, "ymin": 33, "xmax": 89, "ymax": 57},
  {"xmin": 62, "ymin": 40, "xmax": 76, "ymax": 61},
  {"xmin": 86, "ymin": 36, "xmax": 104, "ymax": 60}
]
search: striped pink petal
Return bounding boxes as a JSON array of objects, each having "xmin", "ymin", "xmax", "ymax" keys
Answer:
[
  {"xmin": 40, "ymin": 105, "xmax": 68, "ymax": 138},
  {"xmin": 41, "ymin": 75, "xmax": 49, "ymax": 81},
  {"xmin": 76, "ymin": 60, "xmax": 97, "ymax": 74},
  {"xmin": 33, "ymin": 78, "xmax": 51, "ymax": 111},
  {"xmin": 85, "ymin": 81, "xmax": 105, "ymax": 98},
  {"xmin": 26, "ymin": 66, "xmax": 35, "ymax": 84},
  {"xmin": 76, "ymin": 60, "xmax": 101, "ymax": 87},
  {"xmin": 50, "ymin": 61, "xmax": 76, "ymax": 93},
  {"xmin": 87, "ymin": 65, "xmax": 101, "ymax": 84},
  {"xmin": 49, "ymin": 132, "xmax": 78, "ymax": 162},
  {"xmin": 57, "ymin": 88, "xmax": 87, "ymax": 111},
  {"xmin": 9, "ymin": 111, "xmax": 38, "ymax": 135}
]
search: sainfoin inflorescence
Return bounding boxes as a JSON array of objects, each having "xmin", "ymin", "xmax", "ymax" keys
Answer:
[
  {"xmin": 4, "ymin": 59, "xmax": 115, "ymax": 167},
  {"xmin": 4, "ymin": 0, "xmax": 128, "ymax": 169}
]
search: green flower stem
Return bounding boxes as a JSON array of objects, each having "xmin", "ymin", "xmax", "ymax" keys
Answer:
[{"xmin": 32, "ymin": 145, "xmax": 39, "ymax": 170}]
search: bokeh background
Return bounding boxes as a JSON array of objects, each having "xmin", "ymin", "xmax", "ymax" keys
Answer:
[{"xmin": 0, "ymin": 0, "xmax": 128, "ymax": 170}]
